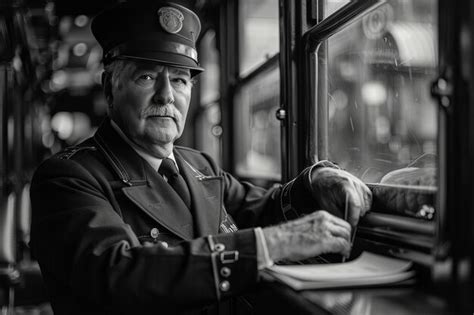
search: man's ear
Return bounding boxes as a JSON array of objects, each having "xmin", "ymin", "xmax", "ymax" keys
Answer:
[{"xmin": 102, "ymin": 71, "xmax": 113, "ymax": 106}]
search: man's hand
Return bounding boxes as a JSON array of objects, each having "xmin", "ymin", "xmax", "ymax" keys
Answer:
[
  {"xmin": 281, "ymin": 163, "xmax": 372, "ymax": 227},
  {"xmin": 263, "ymin": 211, "xmax": 351, "ymax": 262},
  {"xmin": 310, "ymin": 167, "xmax": 372, "ymax": 227}
]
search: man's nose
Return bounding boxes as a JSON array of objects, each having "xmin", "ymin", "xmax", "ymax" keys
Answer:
[{"xmin": 152, "ymin": 74, "xmax": 175, "ymax": 105}]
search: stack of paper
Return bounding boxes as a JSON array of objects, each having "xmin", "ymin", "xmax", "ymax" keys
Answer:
[{"xmin": 264, "ymin": 252, "xmax": 415, "ymax": 290}]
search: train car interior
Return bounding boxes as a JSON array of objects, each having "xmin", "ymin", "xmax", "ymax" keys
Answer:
[{"xmin": 1, "ymin": 0, "xmax": 474, "ymax": 314}]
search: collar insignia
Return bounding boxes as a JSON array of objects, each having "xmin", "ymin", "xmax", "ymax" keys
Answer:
[{"xmin": 157, "ymin": 6, "xmax": 184, "ymax": 34}]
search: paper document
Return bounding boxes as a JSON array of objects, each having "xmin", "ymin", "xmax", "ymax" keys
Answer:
[{"xmin": 264, "ymin": 252, "xmax": 414, "ymax": 290}]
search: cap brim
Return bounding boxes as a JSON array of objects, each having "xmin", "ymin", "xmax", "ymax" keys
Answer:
[{"xmin": 118, "ymin": 51, "xmax": 204, "ymax": 76}]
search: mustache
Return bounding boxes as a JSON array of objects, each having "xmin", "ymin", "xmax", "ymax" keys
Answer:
[{"xmin": 141, "ymin": 105, "xmax": 182, "ymax": 120}]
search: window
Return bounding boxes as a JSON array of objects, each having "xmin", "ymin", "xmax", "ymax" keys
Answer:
[
  {"xmin": 199, "ymin": 30, "xmax": 220, "ymax": 106},
  {"xmin": 196, "ymin": 30, "xmax": 221, "ymax": 164},
  {"xmin": 322, "ymin": 1, "xmax": 438, "ymax": 188},
  {"xmin": 238, "ymin": 0, "xmax": 279, "ymax": 76},
  {"xmin": 233, "ymin": 0, "xmax": 281, "ymax": 183},
  {"xmin": 234, "ymin": 66, "xmax": 281, "ymax": 181},
  {"xmin": 195, "ymin": 103, "xmax": 222, "ymax": 165},
  {"xmin": 307, "ymin": 0, "xmax": 439, "ymax": 258}
]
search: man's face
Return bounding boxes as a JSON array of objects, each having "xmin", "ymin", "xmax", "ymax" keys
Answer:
[{"xmin": 109, "ymin": 61, "xmax": 192, "ymax": 155}]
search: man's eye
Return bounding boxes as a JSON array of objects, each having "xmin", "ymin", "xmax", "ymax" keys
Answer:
[
  {"xmin": 139, "ymin": 74, "xmax": 154, "ymax": 81},
  {"xmin": 172, "ymin": 78, "xmax": 189, "ymax": 86},
  {"xmin": 135, "ymin": 74, "xmax": 156, "ymax": 86}
]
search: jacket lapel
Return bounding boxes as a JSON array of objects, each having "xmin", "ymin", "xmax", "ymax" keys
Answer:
[
  {"xmin": 93, "ymin": 120, "xmax": 194, "ymax": 240},
  {"xmin": 175, "ymin": 151, "xmax": 222, "ymax": 236},
  {"xmin": 122, "ymin": 162, "xmax": 194, "ymax": 240}
]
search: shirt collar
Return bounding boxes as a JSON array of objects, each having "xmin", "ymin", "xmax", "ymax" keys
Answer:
[{"xmin": 110, "ymin": 119, "xmax": 178, "ymax": 172}]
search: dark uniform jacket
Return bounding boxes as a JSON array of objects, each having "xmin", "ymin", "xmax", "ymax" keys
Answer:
[{"xmin": 29, "ymin": 119, "xmax": 288, "ymax": 315}]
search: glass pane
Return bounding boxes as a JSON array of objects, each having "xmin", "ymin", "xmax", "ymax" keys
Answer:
[
  {"xmin": 199, "ymin": 30, "xmax": 220, "ymax": 106},
  {"xmin": 195, "ymin": 29, "xmax": 221, "ymax": 165},
  {"xmin": 324, "ymin": 0, "xmax": 351, "ymax": 18},
  {"xmin": 324, "ymin": 0, "xmax": 438, "ymax": 189},
  {"xmin": 234, "ymin": 66, "xmax": 281, "ymax": 180},
  {"xmin": 195, "ymin": 104, "xmax": 222, "ymax": 166},
  {"xmin": 238, "ymin": 0, "xmax": 279, "ymax": 76}
]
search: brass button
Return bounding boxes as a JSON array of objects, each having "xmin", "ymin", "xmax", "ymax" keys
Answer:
[
  {"xmin": 214, "ymin": 243, "xmax": 225, "ymax": 252},
  {"xmin": 219, "ymin": 280, "xmax": 230, "ymax": 292},
  {"xmin": 220, "ymin": 267, "xmax": 231, "ymax": 278},
  {"xmin": 150, "ymin": 228, "xmax": 159, "ymax": 239}
]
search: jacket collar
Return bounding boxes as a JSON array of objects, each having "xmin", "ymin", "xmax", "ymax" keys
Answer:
[
  {"xmin": 93, "ymin": 118, "xmax": 148, "ymax": 186},
  {"xmin": 93, "ymin": 119, "xmax": 222, "ymax": 239}
]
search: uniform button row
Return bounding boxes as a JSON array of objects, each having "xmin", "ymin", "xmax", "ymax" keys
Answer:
[
  {"xmin": 214, "ymin": 243, "xmax": 225, "ymax": 252},
  {"xmin": 220, "ymin": 267, "xmax": 231, "ymax": 278},
  {"xmin": 219, "ymin": 280, "xmax": 230, "ymax": 292}
]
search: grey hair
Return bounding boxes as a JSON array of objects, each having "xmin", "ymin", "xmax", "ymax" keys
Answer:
[{"xmin": 103, "ymin": 59, "xmax": 132, "ymax": 91}]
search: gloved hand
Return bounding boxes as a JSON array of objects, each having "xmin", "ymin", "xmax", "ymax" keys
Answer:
[{"xmin": 280, "ymin": 161, "xmax": 372, "ymax": 227}]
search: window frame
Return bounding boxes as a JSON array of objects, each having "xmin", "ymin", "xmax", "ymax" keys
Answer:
[
  {"xmin": 0, "ymin": 65, "xmax": 7, "ymax": 194},
  {"xmin": 434, "ymin": 0, "xmax": 474, "ymax": 308},
  {"xmin": 303, "ymin": 0, "xmax": 384, "ymax": 163}
]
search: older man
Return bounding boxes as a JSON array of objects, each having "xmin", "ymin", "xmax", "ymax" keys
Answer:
[{"xmin": 29, "ymin": 1, "xmax": 371, "ymax": 314}]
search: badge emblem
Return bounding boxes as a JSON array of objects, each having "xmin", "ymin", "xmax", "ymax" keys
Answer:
[{"xmin": 157, "ymin": 7, "xmax": 184, "ymax": 34}]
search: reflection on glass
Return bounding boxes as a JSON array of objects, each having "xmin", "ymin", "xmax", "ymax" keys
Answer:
[
  {"xmin": 239, "ymin": 0, "xmax": 279, "ymax": 76},
  {"xmin": 234, "ymin": 67, "xmax": 281, "ymax": 180},
  {"xmin": 325, "ymin": 0, "xmax": 438, "ymax": 188}
]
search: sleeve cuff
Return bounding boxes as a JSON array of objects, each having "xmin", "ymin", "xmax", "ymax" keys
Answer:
[{"xmin": 254, "ymin": 227, "xmax": 274, "ymax": 270}]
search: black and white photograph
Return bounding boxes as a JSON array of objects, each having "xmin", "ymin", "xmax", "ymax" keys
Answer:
[{"xmin": 0, "ymin": 0, "xmax": 471, "ymax": 314}]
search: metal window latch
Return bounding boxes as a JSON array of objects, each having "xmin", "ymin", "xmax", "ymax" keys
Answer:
[
  {"xmin": 431, "ymin": 77, "xmax": 453, "ymax": 108},
  {"xmin": 275, "ymin": 108, "xmax": 287, "ymax": 121}
]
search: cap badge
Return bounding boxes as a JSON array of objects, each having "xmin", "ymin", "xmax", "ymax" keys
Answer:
[{"xmin": 157, "ymin": 7, "xmax": 184, "ymax": 34}]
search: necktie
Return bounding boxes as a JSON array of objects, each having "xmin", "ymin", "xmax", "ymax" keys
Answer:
[{"xmin": 158, "ymin": 158, "xmax": 192, "ymax": 209}]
